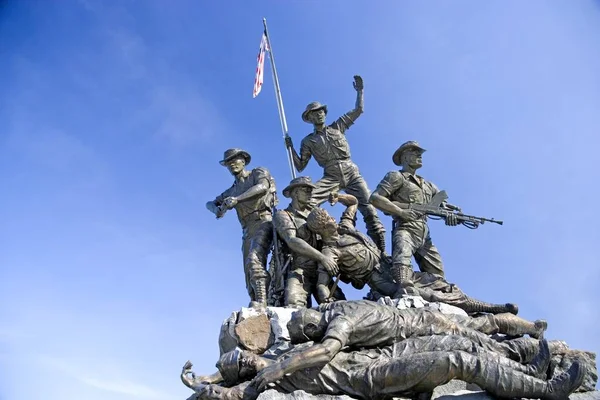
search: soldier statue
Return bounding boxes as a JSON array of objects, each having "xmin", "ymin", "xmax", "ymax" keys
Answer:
[
  {"xmin": 206, "ymin": 148, "xmax": 276, "ymax": 308},
  {"xmin": 305, "ymin": 194, "xmax": 535, "ymax": 324},
  {"xmin": 284, "ymin": 75, "xmax": 387, "ymax": 253},
  {"xmin": 370, "ymin": 141, "xmax": 460, "ymax": 297},
  {"xmin": 182, "ymin": 337, "xmax": 586, "ymax": 400},
  {"xmin": 249, "ymin": 300, "xmax": 559, "ymax": 392},
  {"xmin": 272, "ymin": 176, "xmax": 344, "ymax": 307}
]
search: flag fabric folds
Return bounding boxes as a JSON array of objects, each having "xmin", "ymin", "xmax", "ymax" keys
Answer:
[{"xmin": 253, "ymin": 30, "xmax": 269, "ymax": 98}]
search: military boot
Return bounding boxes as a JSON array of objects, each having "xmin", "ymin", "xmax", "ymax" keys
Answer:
[
  {"xmin": 494, "ymin": 313, "xmax": 548, "ymax": 339},
  {"xmin": 390, "ymin": 264, "xmax": 419, "ymax": 297},
  {"xmin": 463, "ymin": 298, "xmax": 519, "ymax": 315},
  {"xmin": 468, "ymin": 352, "xmax": 585, "ymax": 400},
  {"xmin": 250, "ymin": 278, "xmax": 268, "ymax": 309}
]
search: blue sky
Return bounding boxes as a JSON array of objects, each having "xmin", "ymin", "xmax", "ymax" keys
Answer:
[{"xmin": 1, "ymin": 1, "xmax": 599, "ymax": 399}]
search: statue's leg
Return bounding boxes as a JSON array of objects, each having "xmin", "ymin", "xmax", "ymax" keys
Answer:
[
  {"xmin": 390, "ymin": 227, "xmax": 419, "ymax": 296},
  {"xmin": 393, "ymin": 335, "xmax": 549, "ymax": 377},
  {"xmin": 285, "ymin": 267, "xmax": 311, "ymax": 308},
  {"xmin": 246, "ymin": 220, "xmax": 273, "ymax": 307},
  {"xmin": 344, "ymin": 173, "xmax": 386, "ymax": 253},
  {"xmin": 413, "ymin": 312, "xmax": 524, "ymax": 361},
  {"xmin": 360, "ymin": 350, "xmax": 584, "ymax": 400},
  {"xmin": 310, "ymin": 175, "xmax": 340, "ymax": 206},
  {"xmin": 453, "ymin": 312, "xmax": 547, "ymax": 339},
  {"xmin": 413, "ymin": 232, "xmax": 445, "ymax": 278},
  {"xmin": 491, "ymin": 312, "xmax": 548, "ymax": 339},
  {"xmin": 416, "ymin": 277, "xmax": 519, "ymax": 315},
  {"xmin": 241, "ymin": 227, "xmax": 255, "ymax": 302},
  {"xmin": 367, "ymin": 267, "xmax": 397, "ymax": 297}
]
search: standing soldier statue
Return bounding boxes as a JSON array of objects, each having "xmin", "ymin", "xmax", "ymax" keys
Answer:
[
  {"xmin": 206, "ymin": 148, "xmax": 277, "ymax": 308},
  {"xmin": 284, "ymin": 75, "xmax": 387, "ymax": 253},
  {"xmin": 370, "ymin": 141, "xmax": 460, "ymax": 297}
]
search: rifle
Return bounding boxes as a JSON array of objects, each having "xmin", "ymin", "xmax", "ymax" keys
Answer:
[{"xmin": 392, "ymin": 190, "xmax": 503, "ymax": 229}]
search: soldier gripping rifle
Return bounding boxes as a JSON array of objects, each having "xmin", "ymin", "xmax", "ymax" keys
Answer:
[
  {"xmin": 392, "ymin": 190, "xmax": 503, "ymax": 230},
  {"xmin": 370, "ymin": 141, "xmax": 502, "ymax": 298}
]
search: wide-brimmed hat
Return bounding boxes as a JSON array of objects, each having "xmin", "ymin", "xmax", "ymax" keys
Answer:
[
  {"xmin": 216, "ymin": 348, "xmax": 243, "ymax": 386},
  {"xmin": 392, "ymin": 141, "xmax": 426, "ymax": 166},
  {"xmin": 219, "ymin": 148, "xmax": 251, "ymax": 166},
  {"xmin": 301, "ymin": 101, "xmax": 328, "ymax": 123},
  {"xmin": 282, "ymin": 176, "xmax": 316, "ymax": 198}
]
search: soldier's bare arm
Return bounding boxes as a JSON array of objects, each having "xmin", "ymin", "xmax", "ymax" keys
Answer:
[
  {"xmin": 370, "ymin": 191, "xmax": 411, "ymax": 219},
  {"xmin": 286, "ymin": 136, "xmax": 312, "ymax": 172},
  {"xmin": 370, "ymin": 172, "xmax": 420, "ymax": 221},
  {"xmin": 330, "ymin": 193, "xmax": 359, "ymax": 231},
  {"xmin": 330, "ymin": 192, "xmax": 358, "ymax": 207},
  {"xmin": 274, "ymin": 213, "xmax": 337, "ymax": 273},
  {"xmin": 332, "ymin": 75, "xmax": 364, "ymax": 133},
  {"xmin": 316, "ymin": 269, "xmax": 333, "ymax": 302},
  {"xmin": 223, "ymin": 176, "xmax": 270, "ymax": 209},
  {"xmin": 251, "ymin": 338, "xmax": 343, "ymax": 392},
  {"xmin": 180, "ymin": 361, "xmax": 224, "ymax": 390}
]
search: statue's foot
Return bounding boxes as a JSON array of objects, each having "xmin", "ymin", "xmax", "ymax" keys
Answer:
[
  {"xmin": 505, "ymin": 303, "xmax": 519, "ymax": 315},
  {"xmin": 248, "ymin": 301, "xmax": 266, "ymax": 310},
  {"xmin": 545, "ymin": 361, "xmax": 586, "ymax": 400},
  {"xmin": 532, "ymin": 320, "xmax": 548, "ymax": 339}
]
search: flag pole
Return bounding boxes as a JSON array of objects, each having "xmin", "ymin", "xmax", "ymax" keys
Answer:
[{"xmin": 262, "ymin": 18, "xmax": 297, "ymax": 179}]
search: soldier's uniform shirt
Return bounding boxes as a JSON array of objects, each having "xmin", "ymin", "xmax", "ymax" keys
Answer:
[
  {"xmin": 320, "ymin": 205, "xmax": 385, "ymax": 290},
  {"xmin": 215, "ymin": 167, "xmax": 275, "ymax": 230},
  {"xmin": 273, "ymin": 205, "xmax": 321, "ymax": 307},
  {"xmin": 274, "ymin": 206, "xmax": 319, "ymax": 272},
  {"xmin": 214, "ymin": 167, "xmax": 275, "ymax": 300},
  {"xmin": 316, "ymin": 300, "xmax": 511, "ymax": 357},
  {"xmin": 296, "ymin": 111, "xmax": 385, "ymax": 242},
  {"xmin": 374, "ymin": 170, "xmax": 445, "ymax": 277}
]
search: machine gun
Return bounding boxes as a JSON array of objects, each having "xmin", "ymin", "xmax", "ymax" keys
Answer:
[{"xmin": 392, "ymin": 190, "xmax": 503, "ymax": 229}]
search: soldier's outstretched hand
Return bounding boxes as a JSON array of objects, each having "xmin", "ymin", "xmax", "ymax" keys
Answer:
[
  {"xmin": 353, "ymin": 75, "xmax": 363, "ymax": 91},
  {"xmin": 320, "ymin": 254, "xmax": 339, "ymax": 276}
]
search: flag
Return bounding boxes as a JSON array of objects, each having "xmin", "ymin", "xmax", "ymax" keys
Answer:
[{"xmin": 253, "ymin": 30, "xmax": 269, "ymax": 98}]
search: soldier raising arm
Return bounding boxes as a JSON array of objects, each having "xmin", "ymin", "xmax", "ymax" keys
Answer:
[{"xmin": 285, "ymin": 76, "xmax": 363, "ymax": 172}]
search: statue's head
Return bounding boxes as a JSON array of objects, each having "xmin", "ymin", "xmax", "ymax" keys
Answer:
[
  {"xmin": 306, "ymin": 207, "xmax": 337, "ymax": 237},
  {"xmin": 219, "ymin": 148, "xmax": 251, "ymax": 176},
  {"xmin": 282, "ymin": 176, "xmax": 316, "ymax": 206},
  {"xmin": 302, "ymin": 101, "xmax": 328, "ymax": 125},
  {"xmin": 215, "ymin": 348, "xmax": 269, "ymax": 387},
  {"xmin": 287, "ymin": 308, "xmax": 326, "ymax": 344},
  {"xmin": 392, "ymin": 141, "xmax": 426, "ymax": 170}
]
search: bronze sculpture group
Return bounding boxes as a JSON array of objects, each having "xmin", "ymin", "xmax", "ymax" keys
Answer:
[{"xmin": 190, "ymin": 76, "xmax": 597, "ymax": 400}]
